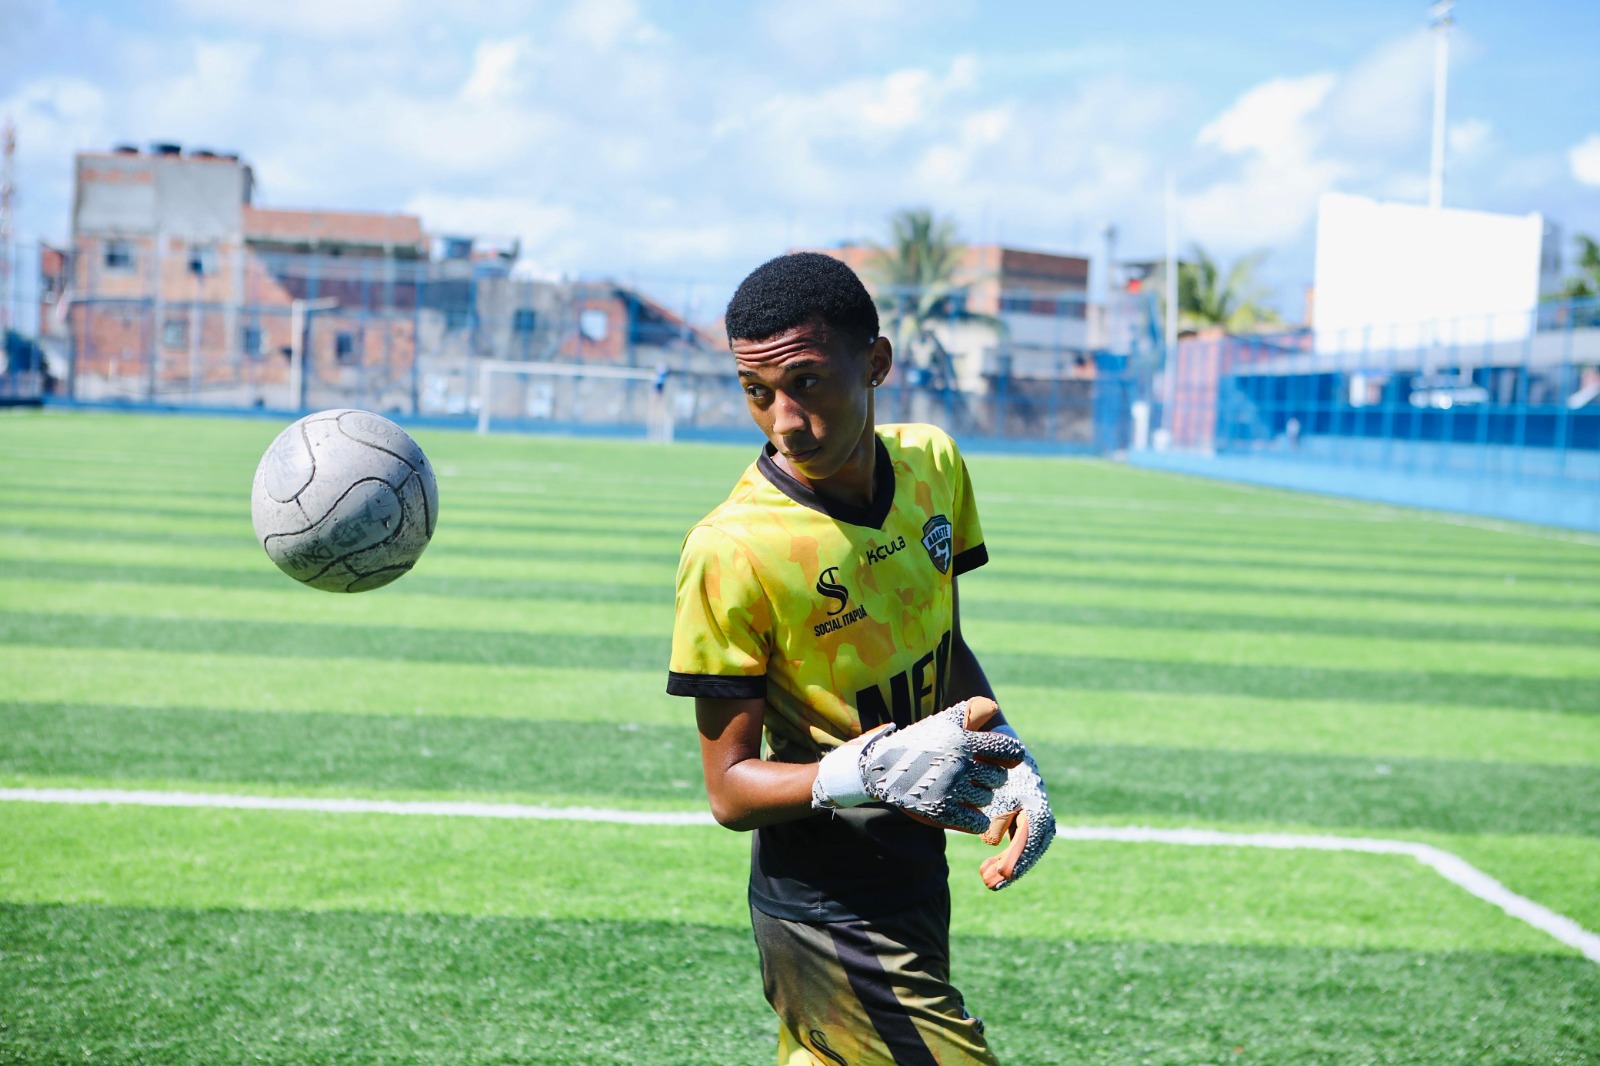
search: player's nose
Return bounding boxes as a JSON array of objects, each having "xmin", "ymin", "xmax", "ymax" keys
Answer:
[{"xmin": 771, "ymin": 390, "xmax": 808, "ymax": 436}]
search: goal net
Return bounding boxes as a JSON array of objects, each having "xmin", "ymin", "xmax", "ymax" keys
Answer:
[{"xmin": 476, "ymin": 360, "xmax": 675, "ymax": 442}]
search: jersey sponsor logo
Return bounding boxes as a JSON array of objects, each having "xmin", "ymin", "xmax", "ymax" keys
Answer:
[
  {"xmin": 815, "ymin": 566, "xmax": 850, "ymax": 615},
  {"xmin": 855, "ymin": 630, "xmax": 953, "ymax": 729},
  {"xmin": 814, "ymin": 603, "xmax": 868, "ymax": 638},
  {"xmin": 864, "ymin": 534, "xmax": 907, "ymax": 565},
  {"xmin": 813, "ymin": 566, "xmax": 870, "ymax": 637},
  {"xmin": 922, "ymin": 514, "xmax": 953, "ymax": 573}
]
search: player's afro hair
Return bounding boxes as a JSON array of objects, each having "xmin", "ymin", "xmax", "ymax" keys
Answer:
[{"xmin": 724, "ymin": 252, "xmax": 880, "ymax": 349}]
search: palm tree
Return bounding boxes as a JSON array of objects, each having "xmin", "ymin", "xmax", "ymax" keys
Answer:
[
  {"xmin": 1155, "ymin": 244, "xmax": 1283, "ymax": 334},
  {"xmin": 868, "ymin": 208, "xmax": 967, "ymax": 353},
  {"xmin": 1559, "ymin": 234, "xmax": 1600, "ymax": 299},
  {"xmin": 866, "ymin": 209, "xmax": 1002, "ymax": 389}
]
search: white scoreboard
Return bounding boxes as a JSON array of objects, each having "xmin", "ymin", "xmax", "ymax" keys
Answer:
[{"xmin": 1312, "ymin": 193, "xmax": 1545, "ymax": 355}]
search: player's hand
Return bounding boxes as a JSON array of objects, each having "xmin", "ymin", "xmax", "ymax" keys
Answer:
[
  {"xmin": 977, "ymin": 745, "xmax": 1055, "ymax": 890},
  {"xmin": 811, "ymin": 697, "xmax": 1026, "ymax": 834}
]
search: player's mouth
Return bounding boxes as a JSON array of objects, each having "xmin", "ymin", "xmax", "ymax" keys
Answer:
[{"xmin": 784, "ymin": 443, "xmax": 822, "ymax": 464}]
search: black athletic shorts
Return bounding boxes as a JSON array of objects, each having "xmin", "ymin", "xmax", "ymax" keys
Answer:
[{"xmin": 749, "ymin": 888, "xmax": 999, "ymax": 1065}]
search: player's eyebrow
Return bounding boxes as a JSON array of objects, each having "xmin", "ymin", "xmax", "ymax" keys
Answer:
[{"xmin": 737, "ymin": 358, "xmax": 829, "ymax": 379}]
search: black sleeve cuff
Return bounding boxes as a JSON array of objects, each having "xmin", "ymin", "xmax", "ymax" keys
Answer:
[
  {"xmin": 666, "ymin": 671, "xmax": 767, "ymax": 698},
  {"xmin": 953, "ymin": 543, "xmax": 988, "ymax": 576}
]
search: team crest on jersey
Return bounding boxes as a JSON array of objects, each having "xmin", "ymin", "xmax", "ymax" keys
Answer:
[{"xmin": 922, "ymin": 514, "xmax": 953, "ymax": 574}]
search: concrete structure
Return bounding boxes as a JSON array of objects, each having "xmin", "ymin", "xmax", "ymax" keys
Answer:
[
  {"xmin": 42, "ymin": 143, "xmax": 430, "ymax": 408},
  {"xmin": 39, "ymin": 144, "xmax": 722, "ymax": 413},
  {"xmin": 813, "ymin": 242, "xmax": 1092, "ymax": 392}
]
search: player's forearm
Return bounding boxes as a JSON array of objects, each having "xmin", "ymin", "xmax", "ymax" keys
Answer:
[{"xmin": 704, "ymin": 758, "xmax": 819, "ymax": 831}]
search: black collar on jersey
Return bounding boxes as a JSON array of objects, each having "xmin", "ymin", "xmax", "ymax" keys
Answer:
[{"xmin": 757, "ymin": 435, "xmax": 896, "ymax": 529}]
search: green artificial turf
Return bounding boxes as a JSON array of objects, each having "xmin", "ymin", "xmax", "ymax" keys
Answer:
[
  {"xmin": 0, "ymin": 802, "xmax": 1575, "ymax": 954},
  {"xmin": 5, "ymin": 703, "xmax": 1598, "ymax": 836},
  {"xmin": 1, "ymin": 409, "xmax": 1597, "ymax": 1064},
  {"xmin": 2, "ymin": 903, "xmax": 1595, "ymax": 1066}
]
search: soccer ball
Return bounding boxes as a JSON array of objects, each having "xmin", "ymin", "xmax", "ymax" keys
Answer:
[{"xmin": 250, "ymin": 409, "xmax": 439, "ymax": 593}]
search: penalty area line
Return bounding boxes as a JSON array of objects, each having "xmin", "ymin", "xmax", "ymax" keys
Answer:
[{"xmin": 4, "ymin": 787, "xmax": 1597, "ymax": 964}]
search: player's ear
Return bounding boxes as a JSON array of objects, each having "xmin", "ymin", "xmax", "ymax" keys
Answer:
[{"xmin": 867, "ymin": 335, "xmax": 892, "ymax": 388}]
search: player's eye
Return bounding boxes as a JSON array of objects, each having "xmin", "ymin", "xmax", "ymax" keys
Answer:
[
  {"xmin": 795, "ymin": 374, "xmax": 821, "ymax": 391},
  {"xmin": 744, "ymin": 384, "xmax": 770, "ymax": 401}
]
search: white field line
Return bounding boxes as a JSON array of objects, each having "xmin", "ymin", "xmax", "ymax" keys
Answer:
[
  {"xmin": 0, "ymin": 788, "xmax": 716, "ymax": 826},
  {"xmin": 1055, "ymin": 826, "xmax": 1600, "ymax": 964},
  {"xmin": 4, "ymin": 788, "xmax": 1597, "ymax": 964}
]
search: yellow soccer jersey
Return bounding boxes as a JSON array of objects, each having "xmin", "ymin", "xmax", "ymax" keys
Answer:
[
  {"xmin": 669, "ymin": 423, "xmax": 988, "ymax": 921},
  {"xmin": 668, "ymin": 422, "xmax": 987, "ymax": 762}
]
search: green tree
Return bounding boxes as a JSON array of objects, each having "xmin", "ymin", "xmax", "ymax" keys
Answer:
[
  {"xmin": 866, "ymin": 208, "xmax": 1002, "ymax": 388},
  {"xmin": 1178, "ymin": 244, "xmax": 1282, "ymax": 332},
  {"xmin": 1559, "ymin": 234, "xmax": 1600, "ymax": 299},
  {"xmin": 868, "ymin": 208, "xmax": 967, "ymax": 353}
]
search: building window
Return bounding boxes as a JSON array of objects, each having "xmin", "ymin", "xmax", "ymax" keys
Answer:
[
  {"xmin": 162, "ymin": 318, "xmax": 188, "ymax": 349},
  {"xmin": 187, "ymin": 244, "xmax": 217, "ymax": 277},
  {"xmin": 999, "ymin": 292, "xmax": 1087, "ymax": 319},
  {"xmin": 579, "ymin": 309, "xmax": 609, "ymax": 342},
  {"xmin": 335, "ymin": 331, "xmax": 360, "ymax": 364},
  {"xmin": 512, "ymin": 308, "xmax": 538, "ymax": 334},
  {"xmin": 105, "ymin": 240, "xmax": 135, "ymax": 271},
  {"xmin": 241, "ymin": 325, "xmax": 264, "ymax": 359}
]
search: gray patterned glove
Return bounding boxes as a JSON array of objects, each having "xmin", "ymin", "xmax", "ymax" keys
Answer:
[
  {"xmin": 978, "ymin": 729, "xmax": 1056, "ymax": 890},
  {"xmin": 812, "ymin": 698, "xmax": 1026, "ymax": 834}
]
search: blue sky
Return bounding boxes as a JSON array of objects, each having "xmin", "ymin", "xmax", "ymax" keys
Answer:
[{"xmin": 3, "ymin": 0, "xmax": 1597, "ymax": 321}]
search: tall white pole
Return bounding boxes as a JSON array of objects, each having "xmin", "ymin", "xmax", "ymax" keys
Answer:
[
  {"xmin": 0, "ymin": 117, "xmax": 13, "ymax": 337},
  {"xmin": 1163, "ymin": 170, "xmax": 1179, "ymax": 433},
  {"xmin": 1428, "ymin": 1, "xmax": 1454, "ymax": 209}
]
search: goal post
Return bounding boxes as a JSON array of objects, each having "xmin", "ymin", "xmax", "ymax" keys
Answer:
[{"xmin": 476, "ymin": 359, "xmax": 675, "ymax": 442}]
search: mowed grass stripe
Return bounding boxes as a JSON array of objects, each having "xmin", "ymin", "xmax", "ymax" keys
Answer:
[
  {"xmin": 10, "ymin": 648, "xmax": 1598, "ymax": 768},
  {"xmin": 8, "ymin": 580, "xmax": 1596, "ymax": 677},
  {"xmin": 5, "ymin": 906, "xmax": 1595, "ymax": 1066},
  {"xmin": 0, "ymin": 557, "xmax": 672, "ymax": 603},
  {"xmin": 1010, "ymin": 687, "xmax": 1600, "ymax": 767},
  {"xmin": 0, "ymin": 533, "xmax": 676, "ymax": 585},
  {"xmin": 6, "ymin": 497, "xmax": 1592, "ymax": 586},
  {"xmin": 9, "ymin": 554, "xmax": 1598, "ymax": 638},
  {"xmin": 10, "ymin": 531, "xmax": 1589, "ymax": 622},
  {"xmin": 7, "ymin": 705, "xmax": 1598, "ymax": 837},
  {"xmin": 4, "ymin": 610, "xmax": 1595, "ymax": 711},
  {"xmin": 6, "ymin": 517, "xmax": 1592, "ymax": 608},
  {"xmin": 0, "ymin": 801, "xmax": 1575, "ymax": 954},
  {"xmin": 7, "ymin": 473, "xmax": 1591, "ymax": 577}
]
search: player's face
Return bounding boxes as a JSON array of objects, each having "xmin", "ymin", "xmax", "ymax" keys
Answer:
[{"xmin": 733, "ymin": 322, "xmax": 892, "ymax": 496}]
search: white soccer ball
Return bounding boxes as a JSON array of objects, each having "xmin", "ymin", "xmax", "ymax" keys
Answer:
[{"xmin": 250, "ymin": 409, "xmax": 439, "ymax": 593}]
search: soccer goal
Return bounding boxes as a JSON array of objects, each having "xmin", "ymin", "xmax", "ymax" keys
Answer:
[{"xmin": 475, "ymin": 359, "xmax": 674, "ymax": 442}]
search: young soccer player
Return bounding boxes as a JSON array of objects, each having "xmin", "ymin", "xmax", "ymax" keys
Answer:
[{"xmin": 668, "ymin": 252, "xmax": 1055, "ymax": 1065}]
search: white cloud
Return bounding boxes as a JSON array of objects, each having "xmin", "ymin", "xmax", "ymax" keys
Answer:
[
  {"xmin": 1197, "ymin": 73, "xmax": 1336, "ymax": 160},
  {"xmin": 1448, "ymin": 118, "xmax": 1492, "ymax": 160},
  {"xmin": 128, "ymin": 40, "xmax": 265, "ymax": 139},
  {"xmin": 2, "ymin": 76, "xmax": 107, "ymax": 153},
  {"xmin": 404, "ymin": 191, "xmax": 575, "ymax": 245},
  {"xmin": 1186, "ymin": 73, "xmax": 1345, "ymax": 249},
  {"xmin": 560, "ymin": 0, "xmax": 658, "ymax": 51},
  {"xmin": 169, "ymin": 0, "xmax": 429, "ymax": 39},
  {"xmin": 759, "ymin": 0, "xmax": 974, "ymax": 68},
  {"xmin": 1318, "ymin": 29, "xmax": 1433, "ymax": 153},
  {"xmin": 460, "ymin": 36, "xmax": 535, "ymax": 105},
  {"xmin": 1570, "ymin": 134, "xmax": 1600, "ymax": 187}
]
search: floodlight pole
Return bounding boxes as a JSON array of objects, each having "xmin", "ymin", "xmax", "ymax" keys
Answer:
[
  {"xmin": 1162, "ymin": 170, "xmax": 1179, "ymax": 438},
  {"xmin": 289, "ymin": 297, "xmax": 338, "ymax": 412},
  {"xmin": 1428, "ymin": 0, "xmax": 1454, "ymax": 209}
]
